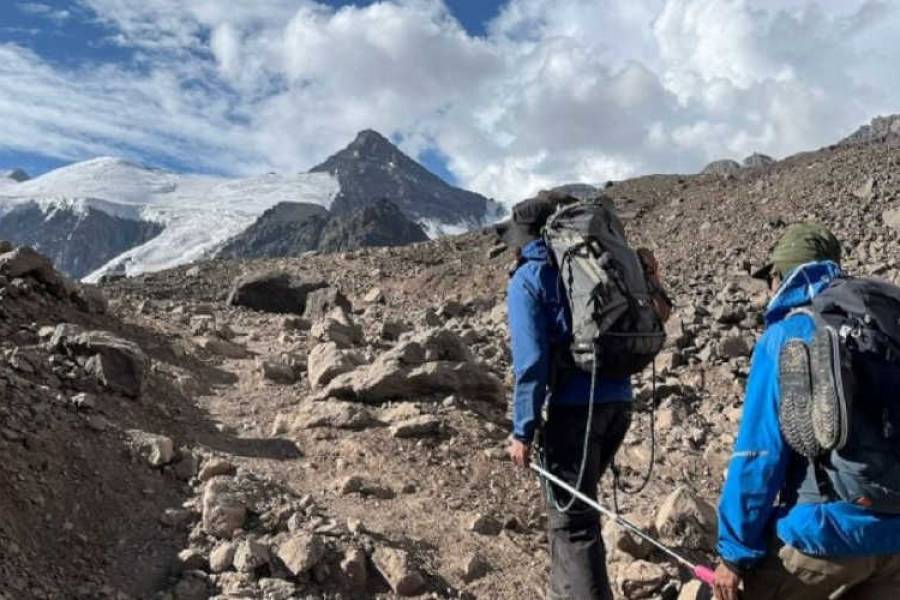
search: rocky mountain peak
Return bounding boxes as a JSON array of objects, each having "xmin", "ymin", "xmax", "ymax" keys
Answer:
[
  {"xmin": 841, "ymin": 114, "xmax": 900, "ymax": 146},
  {"xmin": 1, "ymin": 168, "xmax": 30, "ymax": 182},
  {"xmin": 347, "ymin": 129, "xmax": 395, "ymax": 156},
  {"xmin": 311, "ymin": 130, "xmax": 497, "ymax": 226}
]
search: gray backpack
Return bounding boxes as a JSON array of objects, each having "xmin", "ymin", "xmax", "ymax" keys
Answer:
[
  {"xmin": 781, "ymin": 277, "xmax": 900, "ymax": 513},
  {"xmin": 543, "ymin": 199, "xmax": 666, "ymax": 379}
]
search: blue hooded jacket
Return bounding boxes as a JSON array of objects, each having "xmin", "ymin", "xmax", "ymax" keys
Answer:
[
  {"xmin": 507, "ymin": 239, "xmax": 632, "ymax": 442},
  {"xmin": 717, "ymin": 261, "xmax": 900, "ymax": 570}
]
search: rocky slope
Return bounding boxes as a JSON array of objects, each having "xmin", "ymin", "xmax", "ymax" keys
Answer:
[
  {"xmin": 5, "ymin": 124, "xmax": 900, "ymax": 600},
  {"xmin": 217, "ymin": 199, "xmax": 428, "ymax": 260},
  {"xmin": 310, "ymin": 130, "xmax": 501, "ymax": 232}
]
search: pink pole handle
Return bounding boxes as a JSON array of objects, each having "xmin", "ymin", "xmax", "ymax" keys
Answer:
[{"xmin": 693, "ymin": 564, "xmax": 716, "ymax": 586}]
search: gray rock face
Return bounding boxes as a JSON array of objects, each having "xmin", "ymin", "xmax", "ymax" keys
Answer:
[
  {"xmin": 1, "ymin": 168, "xmax": 29, "ymax": 182},
  {"xmin": 742, "ymin": 153, "xmax": 775, "ymax": 168},
  {"xmin": 0, "ymin": 202, "xmax": 163, "ymax": 279},
  {"xmin": 311, "ymin": 129, "xmax": 495, "ymax": 226},
  {"xmin": 841, "ymin": 114, "xmax": 900, "ymax": 145},
  {"xmin": 318, "ymin": 198, "xmax": 429, "ymax": 253},
  {"xmin": 226, "ymin": 271, "xmax": 325, "ymax": 315},
  {"xmin": 217, "ymin": 202, "xmax": 329, "ymax": 260},
  {"xmin": 217, "ymin": 199, "xmax": 429, "ymax": 259},
  {"xmin": 701, "ymin": 159, "xmax": 741, "ymax": 176},
  {"xmin": 51, "ymin": 326, "xmax": 148, "ymax": 397}
]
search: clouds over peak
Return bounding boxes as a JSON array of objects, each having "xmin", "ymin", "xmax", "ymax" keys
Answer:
[{"xmin": 2, "ymin": 0, "xmax": 899, "ymax": 207}]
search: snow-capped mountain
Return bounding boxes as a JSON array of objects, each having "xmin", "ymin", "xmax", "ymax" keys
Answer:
[
  {"xmin": 0, "ymin": 157, "xmax": 338, "ymax": 280},
  {"xmin": 0, "ymin": 131, "xmax": 501, "ymax": 281}
]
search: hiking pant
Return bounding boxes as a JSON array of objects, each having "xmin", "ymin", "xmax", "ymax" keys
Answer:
[
  {"xmin": 541, "ymin": 402, "xmax": 632, "ymax": 600},
  {"xmin": 742, "ymin": 543, "xmax": 900, "ymax": 599}
]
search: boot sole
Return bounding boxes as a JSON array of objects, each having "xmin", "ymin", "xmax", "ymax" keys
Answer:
[{"xmin": 779, "ymin": 339, "xmax": 821, "ymax": 457}]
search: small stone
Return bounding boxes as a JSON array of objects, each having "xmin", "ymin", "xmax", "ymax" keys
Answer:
[
  {"xmin": 389, "ymin": 415, "xmax": 441, "ymax": 439},
  {"xmin": 468, "ymin": 513, "xmax": 502, "ymax": 536},
  {"xmin": 233, "ymin": 539, "xmax": 270, "ymax": 573},
  {"xmin": 372, "ymin": 547, "xmax": 426, "ymax": 597},
  {"xmin": 620, "ymin": 560, "xmax": 667, "ymax": 599},
  {"xmin": 209, "ymin": 542, "xmax": 236, "ymax": 573},
  {"xmin": 198, "ymin": 459, "xmax": 237, "ymax": 482},
  {"xmin": 363, "ymin": 287, "xmax": 385, "ymax": 304},
  {"xmin": 277, "ymin": 533, "xmax": 325, "ymax": 576},
  {"xmin": 459, "ymin": 553, "xmax": 490, "ymax": 583},
  {"xmin": 178, "ymin": 548, "xmax": 208, "ymax": 571},
  {"xmin": 339, "ymin": 547, "xmax": 368, "ymax": 591}
]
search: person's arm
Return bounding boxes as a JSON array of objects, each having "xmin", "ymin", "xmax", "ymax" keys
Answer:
[
  {"xmin": 507, "ymin": 267, "xmax": 551, "ymax": 444},
  {"xmin": 717, "ymin": 327, "xmax": 796, "ymax": 572}
]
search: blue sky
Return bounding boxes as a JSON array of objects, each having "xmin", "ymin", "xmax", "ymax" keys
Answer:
[
  {"xmin": 1, "ymin": 1, "xmax": 899, "ymax": 204},
  {"xmin": 0, "ymin": 0, "xmax": 506, "ymax": 183}
]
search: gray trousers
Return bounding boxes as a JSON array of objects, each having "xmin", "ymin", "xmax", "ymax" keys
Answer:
[{"xmin": 541, "ymin": 402, "xmax": 632, "ymax": 600}]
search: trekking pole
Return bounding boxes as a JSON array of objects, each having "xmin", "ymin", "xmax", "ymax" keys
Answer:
[{"xmin": 530, "ymin": 463, "xmax": 716, "ymax": 587}]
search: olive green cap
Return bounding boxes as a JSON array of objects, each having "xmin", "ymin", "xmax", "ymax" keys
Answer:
[{"xmin": 753, "ymin": 223, "xmax": 841, "ymax": 280}]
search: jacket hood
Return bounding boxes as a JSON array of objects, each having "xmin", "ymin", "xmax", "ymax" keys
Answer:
[
  {"xmin": 765, "ymin": 260, "xmax": 842, "ymax": 325},
  {"xmin": 519, "ymin": 238, "xmax": 550, "ymax": 262}
]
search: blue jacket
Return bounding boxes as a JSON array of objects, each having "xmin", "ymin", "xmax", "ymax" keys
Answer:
[
  {"xmin": 507, "ymin": 239, "xmax": 632, "ymax": 442},
  {"xmin": 717, "ymin": 261, "xmax": 900, "ymax": 570}
]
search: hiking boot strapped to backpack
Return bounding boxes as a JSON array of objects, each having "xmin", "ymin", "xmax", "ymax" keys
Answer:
[{"xmin": 779, "ymin": 276, "xmax": 900, "ymax": 513}]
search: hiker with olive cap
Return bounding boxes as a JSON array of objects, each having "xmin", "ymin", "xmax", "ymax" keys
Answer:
[
  {"xmin": 714, "ymin": 223, "xmax": 900, "ymax": 600},
  {"xmin": 500, "ymin": 191, "xmax": 669, "ymax": 600}
]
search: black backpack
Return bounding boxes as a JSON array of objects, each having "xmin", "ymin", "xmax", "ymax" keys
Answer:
[
  {"xmin": 543, "ymin": 199, "xmax": 666, "ymax": 379},
  {"xmin": 782, "ymin": 277, "xmax": 900, "ymax": 513}
]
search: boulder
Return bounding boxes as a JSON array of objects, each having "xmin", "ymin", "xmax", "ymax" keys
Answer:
[
  {"xmin": 459, "ymin": 553, "xmax": 490, "ymax": 583},
  {"xmin": 292, "ymin": 402, "xmax": 376, "ymax": 430},
  {"xmin": 654, "ymin": 487, "xmax": 718, "ymax": 550},
  {"xmin": 468, "ymin": 513, "xmax": 502, "ymax": 536},
  {"xmin": 195, "ymin": 336, "xmax": 251, "ymax": 359},
  {"xmin": 390, "ymin": 415, "xmax": 441, "ymax": 439},
  {"xmin": 257, "ymin": 358, "xmax": 297, "ymax": 384},
  {"xmin": 603, "ymin": 514, "xmax": 654, "ymax": 560},
  {"xmin": 277, "ymin": 533, "xmax": 325, "ymax": 576},
  {"xmin": 198, "ymin": 459, "xmax": 237, "ymax": 482},
  {"xmin": 308, "ymin": 342, "xmax": 364, "ymax": 389},
  {"xmin": 126, "ymin": 431, "xmax": 175, "ymax": 467},
  {"xmin": 233, "ymin": 539, "xmax": 270, "ymax": 573},
  {"xmin": 226, "ymin": 271, "xmax": 324, "ymax": 315},
  {"xmin": 372, "ymin": 547, "xmax": 426, "ymax": 597},
  {"xmin": 742, "ymin": 153, "xmax": 774, "ymax": 168},
  {"xmin": 324, "ymin": 354, "xmax": 503, "ymax": 404},
  {"xmin": 310, "ymin": 307, "xmax": 364, "ymax": 348},
  {"xmin": 883, "ymin": 208, "xmax": 900, "ymax": 231},
  {"xmin": 619, "ymin": 560, "xmax": 667, "ymax": 599},
  {"xmin": 339, "ymin": 547, "xmax": 368, "ymax": 592},
  {"xmin": 0, "ymin": 246, "xmax": 57, "ymax": 284},
  {"xmin": 209, "ymin": 542, "xmax": 236, "ymax": 573},
  {"xmin": 202, "ymin": 478, "xmax": 248, "ymax": 539},
  {"xmin": 303, "ymin": 287, "xmax": 352, "ymax": 322},
  {"xmin": 58, "ymin": 328, "xmax": 148, "ymax": 398},
  {"xmin": 364, "ymin": 287, "xmax": 385, "ymax": 304}
]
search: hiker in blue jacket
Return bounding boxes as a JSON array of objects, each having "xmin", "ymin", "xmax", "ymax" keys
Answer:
[
  {"xmin": 714, "ymin": 223, "xmax": 900, "ymax": 600},
  {"xmin": 499, "ymin": 193, "xmax": 660, "ymax": 600}
]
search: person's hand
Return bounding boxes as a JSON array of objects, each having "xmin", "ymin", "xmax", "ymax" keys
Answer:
[
  {"xmin": 507, "ymin": 438, "xmax": 531, "ymax": 468},
  {"xmin": 713, "ymin": 562, "xmax": 742, "ymax": 600}
]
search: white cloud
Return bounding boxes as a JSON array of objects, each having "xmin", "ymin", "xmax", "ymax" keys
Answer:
[
  {"xmin": 1, "ymin": 0, "xmax": 900, "ymax": 208},
  {"xmin": 18, "ymin": 2, "xmax": 71, "ymax": 23}
]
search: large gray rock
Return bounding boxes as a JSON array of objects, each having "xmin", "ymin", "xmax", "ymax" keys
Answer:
[
  {"xmin": 742, "ymin": 153, "xmax": 774, "ymax": 168},
  {"xmin": 277, "ymin": 533, "xmax": 325, "ymax": 576},
  {"xmin": 371, "ymin": 547, "xmax": 426, "ymax": 597},
  {"xmin": 202, "ymin": 478, "xmax": 248, "ymax": 539},
  {"xmin": 304, "ymin": 287, "xmax": 352, "ymax": 322},
  {"xmin": 619, "ymin": 560, "xmax": 668, "ymax": 599},
  {"xmin": 654, "ymin": 487, "xmax": 717, "ymax": 550},
  {"xmin": 309, "ymin": 307, "xmax": 364, "ymax": 348},
  {"xmin": 226, "ymin": 271, "xmax": 324, "ymax": 315},
  {"xmin": 291, "ymin": 402, "xmax": 376, "ymax": 430},
  {"xmin": 307, "ymin": 342, "xmax": 364, "ymax": 389},
  {"xmin": 55, "ymin": 327, "xmax": 148, "ymax": 398}
]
